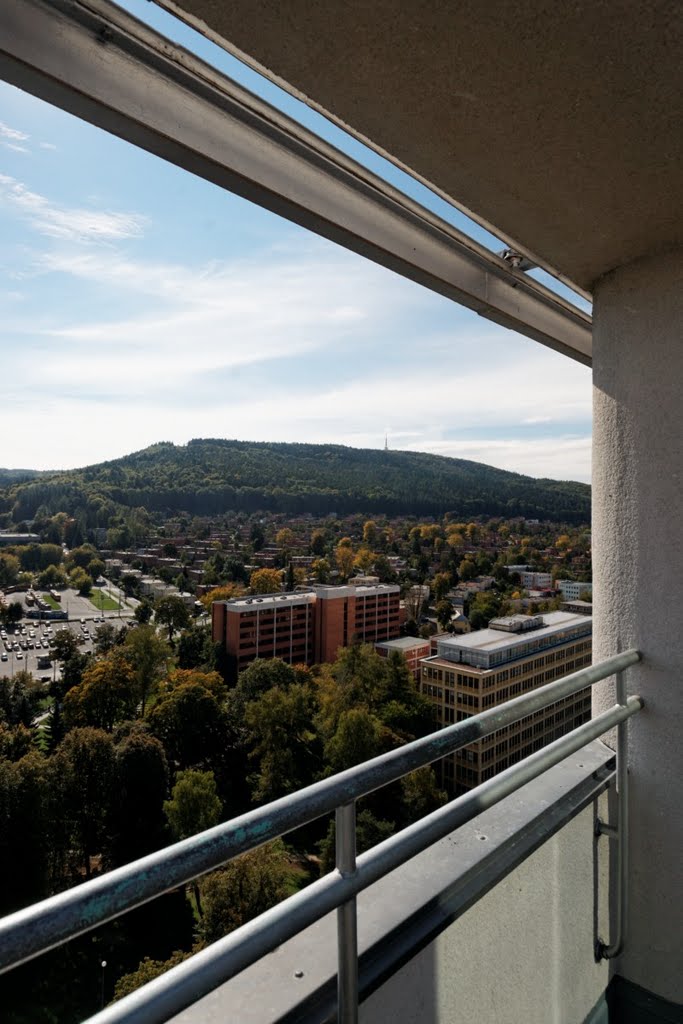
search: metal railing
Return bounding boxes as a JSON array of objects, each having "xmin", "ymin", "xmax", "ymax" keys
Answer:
[{"xmin": 0, "ymin": 651, "xmax": 643, "ymax": 1023}]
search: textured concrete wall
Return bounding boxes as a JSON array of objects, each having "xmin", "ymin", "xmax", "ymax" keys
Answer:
[
  {"xmin": 360, "ymin": 802, "xmax": 608, "ymax": 1024},
  {"xmin": 592, "ymin": 248, "xmax": 683, "ymax": 1003}
]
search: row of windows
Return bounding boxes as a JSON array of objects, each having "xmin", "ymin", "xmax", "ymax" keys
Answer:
[{"xmin": 423, "ymin": 684, "xmax": 442, "ymax": 698}]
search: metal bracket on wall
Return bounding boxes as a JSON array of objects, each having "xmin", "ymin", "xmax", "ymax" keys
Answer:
[{"xmin": 594, "ymin": 671, "xmax": 642, "ymax": 962}]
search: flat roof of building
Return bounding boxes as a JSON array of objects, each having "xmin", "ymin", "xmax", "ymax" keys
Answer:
[
  {"xmin": 220, "ymin": 592, "xmax": 317, "ymax": 609},
  {"xmin": 313, "ymin": 583, "xmax": 400, "ymax": 598},
  {"xmin": 436, "ymin": 610, "xmax": 591, "ymax": 657},
  {"xmin": 375, "ymin": 637, "xmax": 431, "ymax": 652}
]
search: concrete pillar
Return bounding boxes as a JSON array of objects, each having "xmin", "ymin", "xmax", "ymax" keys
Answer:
[{"xmin": 592, "ymin": 247, "xmax": 683, "ymax": 1005}]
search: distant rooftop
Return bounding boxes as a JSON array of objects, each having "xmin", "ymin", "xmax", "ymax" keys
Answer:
[
  {"xmin": 434, "ymin": 611, "xmax": 592, "ymax": 670},
  {"xmin": 218, "ymin": 592, "xmax": 316, "ymax": 610},
  {"xmin": 0, "ymin": 533, "xmax": 40, "ymax": 545},
  {"xmin": 375, "ymin": 636, "xmax": 431, "ymax": 652}
]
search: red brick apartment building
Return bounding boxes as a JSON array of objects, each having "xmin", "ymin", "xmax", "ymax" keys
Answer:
[
  {"xmin": 375, "ymin": 636, "xmax": 432, "ymax": 681},
  {"xmin": 212, "ymin": 580, "xmax": 401, "ymax": 677}
]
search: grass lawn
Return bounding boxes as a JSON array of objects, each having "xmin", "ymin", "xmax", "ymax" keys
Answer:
[
  {"xmin": 89, "ymin": 590, "xmax": 120, "ymax": 612},
  {"xmin": 41, "ymin": 593, "xmax": 61, "ymax": 610}
]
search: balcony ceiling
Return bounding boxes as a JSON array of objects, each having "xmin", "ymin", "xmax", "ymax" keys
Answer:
[{"xmin": 160, "ymin": 0, "xmax": 682, "ymax": 293}]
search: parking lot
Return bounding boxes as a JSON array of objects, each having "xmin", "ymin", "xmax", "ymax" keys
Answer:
[{"xmin": 1, "ymin": 584, "xmax": 135, "ymax": 681}]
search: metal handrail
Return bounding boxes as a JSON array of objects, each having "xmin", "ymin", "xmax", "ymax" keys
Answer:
[
  {"xmin": 0, "ymin": 651, "xmax": 642, "ymax": 1024},
  {"xmin": 87, "ymin": 696, "xmax": 643, "ymax": 1024}
]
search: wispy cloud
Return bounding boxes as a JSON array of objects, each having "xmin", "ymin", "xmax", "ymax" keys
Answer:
[
  {"xmin": 0, "ymin": 121, "xmax": 29, "ymax": 142},
  {"xmin": 1, "ymin": 163, "xmax": 592, "ymax": 482},
  {"xmin": 0, "ymin": 173, "xmax": 146, "ymax": 241},
  {"xmin": 404, "ymin": 437, "xmax": 592, "ymax": 482},
  {"xmin": 39, "ymin": 142, "xmax": 57, "ymax": 151},
  {"xmin": 23, "ymin": 243, "xmax": 431, "ymax": 394}
]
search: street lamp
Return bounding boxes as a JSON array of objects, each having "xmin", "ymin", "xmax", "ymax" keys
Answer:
[{"xmin": 100, "ymin": 960, "xmax": 107, "ymax": 1009}]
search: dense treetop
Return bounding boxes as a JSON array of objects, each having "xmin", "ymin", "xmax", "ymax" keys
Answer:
[{"xmin": 0, "ymin": 439, "xmax": 590, "ymax": 524}]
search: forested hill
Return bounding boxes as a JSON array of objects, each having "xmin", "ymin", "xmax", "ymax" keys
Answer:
[
  {"xmin": 0, "ymin": 468, "xmax": 42, "ymax": 486},
  {"xmin": 0, "ymin": 439, "xmax": 590, "ymax": 524}
]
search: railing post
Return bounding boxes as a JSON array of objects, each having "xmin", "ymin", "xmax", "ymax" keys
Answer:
[
  {"xmin": 336, "ymin": 802, "xmax": 358, "ymax": 1024},
  {"xmin": 596, "ymin": 670, "xmax": 630, "ymax": 960}
]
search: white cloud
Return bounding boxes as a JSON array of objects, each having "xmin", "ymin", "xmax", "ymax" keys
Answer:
[
  {"xmin": 405, "ymin": 437, "xmax": 592, "ymax": 482},
  {"xmin": 24, "ymin": 244, "xmax": 432, "ymax": 393},
  {"xmin": 0, "ymin": 390, "xmax": 592, "ymax": 482},
  {"xmin": 3, "ymin": 143, "xmax": 29, "ymax": 154},
  {"xmin": 1, "ymin": 176, "xmax": 591, "ymax": 482},
  {"xmin": 0, "ymin": 173, "xmax": 146, "ymax": 241},
  {"xmin": 39, "ymin": 142, "xmax": 57, "ymax": 151},
  {"xmin": 0, "ymin": 122, "xmax": 29, "ymax": 142}
]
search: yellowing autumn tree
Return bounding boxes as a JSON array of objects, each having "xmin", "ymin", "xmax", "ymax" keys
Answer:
[
  {"xmin": 335, "ymin": 543, "xmax": 355, "ymax": 581},
  {"xmin": 353, "ymin": 547, "xmax": 375, "ymax": 572},
  {"xmin": 249, "ymin": 568, "xmax": 283, "ymax": 594},
  {"xmin": 275, "ymin": 528, "xmax": 295, "ymax": 549},
  {"xmin": 362, "ymin": 520, "xmax": 378, "ymax": 546},
  {"xmin": 199, "ymin": 583, "xmax": 246, "ymax": 611}
]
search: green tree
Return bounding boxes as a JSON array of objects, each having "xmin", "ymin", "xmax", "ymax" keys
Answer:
[
  {"xmin": 197, "ymin": 841, "xmax": 291, "ymax": 945},
  {"xmin": 19, "ymin": 543, "xmax": 62, "ymax": 572},
  {"xmin": 249, "ymin": 523, "xmax": 265, "ymax": 551},
  {"xmin": 63, "ymin": 651, "xmax": 137, "ymax": 732},
  {"xmin": 459, "ymin": 559, "xmax": 477, "ymax": 582},
  {"xmin": 236, "ymin": 658, "xmax": 303, "ymax": 703},
  {"xmin": 43, "ymin": 699, "xmax": 65, "ymax": 753},
  {"xmin": 37, "ymin": 563, "xmax": 68, "ymax": 589},
  {"xmin": 124, "ymin": 625, "xmax": 171, "ymax": 715},
  {"xmin": 435, "ymin": 598, "xmax": 455, "ymax": 630},
  {"xmin": 310, "ymin": 529, "xmax": 327, "ymax": 556},
  {"xmin": 400, "ymin": 766, "xmax": 448, "ymax": 824},
  {"xmin": 0, "ymin": 552, "xmax": 20, "ymax": 588},
  {"xmin": 69, "ymin": 566, "xmax": 93, "ymax": 596},
  {"xmin": 0, "ymin": 751, "xmax": 53, "ymax": 913},
  {"xmin": 373, "ymin": 554, "xmax": 397, "ymax": 583},
  {"xmin": 244, "ymin": 684, "xmax": 319, "ymax": 803},
  {"xmin": 148, "ymin": 683, "xmax": 230, "ymax": 770},
  {"xmin": 163, "ymin": 768, "xmax": 222, "ymax": 841},
  {"xmin": 0, "ymin": 671, "xmax": 42, "ymax": 727},
  {"xmin": 51, "ymin": 629, "xmax": 79, "ymax": 665},
  {"xmin": 114, "ymin": 950, "xmax": 192, "ymax": 1002},
  {"xmin": 176, "ymin": 622, "xmax": 219, "ymax": 671},
  {"xmin": 312, "ymin": 557, "xmax": 331, "ymax": 583},
  {"xmin": 66, "ymin": 544, "xmax": 98, "ymax": 570},
  {"xmin": 133, "ymin": 599, "xmax": 154, "ymax": 624},
  {"xmin": 0, "ymin": 600, "xmax": 23, "ymax": 626},
  {"xmin": 163, "ymin": 767, "xmax": 222, "ymax": 917},
  {"xmin": 432, "ymin": 571, "xmax": 451, "ymax": 603},
  {"xmin": 52, "ymin": 727, "xmax": 117, "ymax": 878},
  {"xmin": 318, "ymin": 809, "xmax": 395, "ymax": 874},
  {"xmin": 87, "ymin": 557, "xmax": 106, "ymax": 580},
  {"xmin": 468, "ymin": 591, "xmax": 502, "ymax": 630},
  {"xmin": 113, "ymin": 727, "xmax": 169, "ymax": 863},
  {"xmin": 155, "ymin": 595, "xmax": 191, "ymax": 644},
  {"xmin": 324, "ymin": 707, "xmax": 384, "ymax": 773},
  {"xmin": 94, "ymin": 621, "xmax": 120, "ymax": 655}
]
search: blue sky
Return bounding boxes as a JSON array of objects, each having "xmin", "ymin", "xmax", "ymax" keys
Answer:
[{"xmin": 0, "ymin": 0, "xmax": 592, "ymax": 481}]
